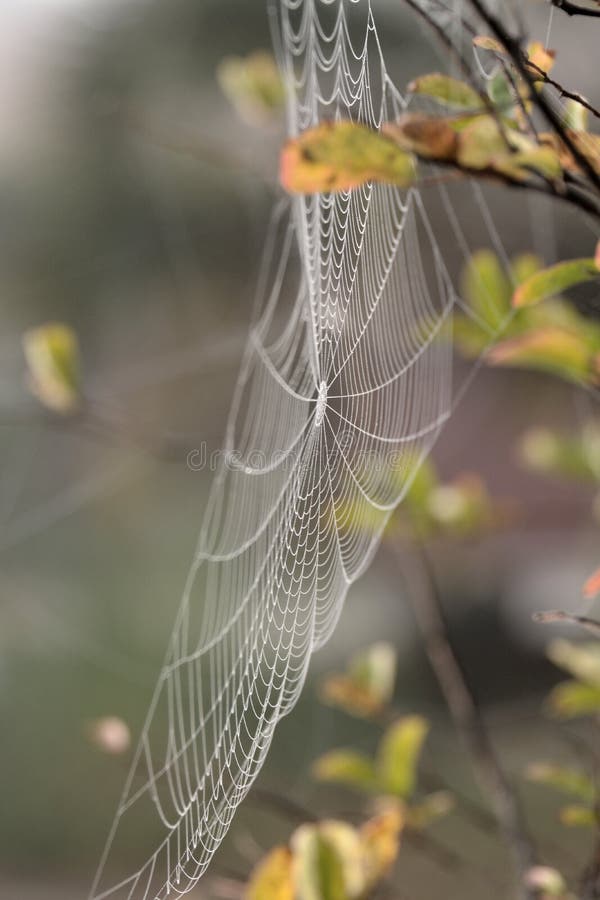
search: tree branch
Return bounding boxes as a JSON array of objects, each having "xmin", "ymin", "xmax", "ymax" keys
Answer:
[
  {"xmin": 395, "ymin": 537, "xmax": 540, "ymax": 900},
  {"xmin": 466, "ymin": 0, "xmax": 600, "ymax": 195},
  {"xmin": 551, "ymin": 0, "xmax": 600, "ymax": 18}
]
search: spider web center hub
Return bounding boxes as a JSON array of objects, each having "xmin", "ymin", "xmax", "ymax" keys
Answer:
[{"xmin": 315, "ymin": 380, "xmax": 328, "ymax": 427}]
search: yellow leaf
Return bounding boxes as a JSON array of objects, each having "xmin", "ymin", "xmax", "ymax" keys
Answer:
[
  {"xmin": 548, "ymin": 639, "xmax": 600, "ymax": 688},
  {"xmin": 488, "ymin": 327, "xmax": 593, "ymax": 382},
  {"xmin": 319, "ymin": 642, "xmax": 396, "ymax": 718},
  {"xmin": 526, "ymin": 42, "xmax": 556, "ymax": 77},
  {"xmin": 408, "ymin": 73, "xmax": 483, "ymax": 110},
  {"xmin": 218, "ymin": 51, "xmax": 285, "ymax": 125},
  {"xmin": 281, "ymin": 122, "xmax": 416, "ymax": 194},
  {"xmin": 23, "ymin": 322, "xmax": 80, "ymax": 414},
  {"xmin": 526, "ymin": 762, "xmax": 595, "ymax": 801},
  {"xmin": 547, "ymin": 679, "xmax": 600, "ymax": 719},
  {"xmin": 456, "ymin": 116, "xmax": 509, "ymax": 170},
  {"xmin": 560, "ymin": 804, "xmax": 596, "ymax": 828},
  {"xmin": 312, "ymin": 750, "xmax": 378, "ymax": 792},
  {"xmin": 360, "ymin": 805, "xmax": 404, "ymax": 890},
  {"xmin": 246, "ymin": 846, "xmax": 294, "ymax": 900},
  {"xmin": 472, "ymin": 35, "xmax": 506, "ymax": 54}
]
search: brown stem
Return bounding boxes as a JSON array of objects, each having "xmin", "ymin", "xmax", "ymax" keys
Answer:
[{"xmin": 395, "ymin": 537, "xmax": 540, "ymax": 900}]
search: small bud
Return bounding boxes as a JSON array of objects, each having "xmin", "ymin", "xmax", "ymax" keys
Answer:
[{"xmin": 86, "ymin": 717, "xmax": 131, "ymax": 755}]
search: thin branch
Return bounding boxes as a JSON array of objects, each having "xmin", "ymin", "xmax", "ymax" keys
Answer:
[
  {"xmin": 394, "ymin": 537, "xmax": 540, "ymax": 900},
  {"xmin": 415, "ymin": 152, "xmax": 600, "ymax": 222},
  {"xmin": 551, "ymin": 0, "xmax": 600, "ymax": 18},
  {"xmin": 532, "ymin": 609, "xmax": 600, "ymax": 637},
  {"xmin": 248, "ymin": 788, "xmax": 318, "ymax": 824},
  {"xmin": 525, "ymin": 60, "xmax": 600, "ymax": 122},
  {"xmin": 401, "ymin": 0, "xmax": 514, "ymax": 150},
  {"xmin": 466, "ymin": 0, "xmax": 600, "ymax": 195}
]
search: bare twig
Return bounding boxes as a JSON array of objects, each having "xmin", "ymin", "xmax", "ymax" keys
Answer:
[
  {"xmin": 532, "ymin": 609, "xmax": 600, "ymax": 637},
  {"xmin": 551, "ymin": 0, "xmax": 600, "ymax": 19},
  {"xmin": 248, "ymin": 788, "xmax": 318, "ymax": 823},
  {"xmin": 525, "ymin": 60, "xmax": 600, "ymax": 122},
  {"xmin": 395, "ymin": 537, "xmax": 539, "ymax": 900}
]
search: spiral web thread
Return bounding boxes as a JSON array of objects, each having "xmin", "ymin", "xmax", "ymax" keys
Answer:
[{"xmin": 90, "ymin": 1, "xmax": 516, "ymax": 897}]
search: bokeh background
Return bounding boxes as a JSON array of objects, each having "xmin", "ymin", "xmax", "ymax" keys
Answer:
[{"xmin": 1, "ymin": 1, "xmax": 599, "ymax": 897}]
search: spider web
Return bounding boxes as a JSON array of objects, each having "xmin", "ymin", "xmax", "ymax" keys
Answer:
[{"xmin": 90, "ymin": 1, "xmax": 519, "ymax": 896}]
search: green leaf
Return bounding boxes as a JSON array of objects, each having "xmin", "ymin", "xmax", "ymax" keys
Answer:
[
  {"xmin": 518, "ymin": 426, "xmax": 600, "ymax": 483},
  {"xmin": 281, "ymin": 122, "xmax": 416, "ymax": 194},
  {"xmin": 217, "ymin": 51, "xmax": 285, "ymax": 125},
  {"xmin": 461, "ymin": 249, "xmax": 512, "ymax": 330},
  {"xmin": 511, "ymin": 253, "xmax": 543, "ymax": 285},
  {"xmin": 408, "ymin": 73, "xmax": 484, "ymax": 110},
  {"xmin": 23, "ymin": 323, "xmax": 80, "ymax": 414},
  {"xmin": 547, "ymin": 640, "xmax": 600, "ymax": 688},
  {"xmin": 487, "ymin": 70, "xmax": 513, "ymax": 111},
  {"xmin": 526, "ymin": 762, "xmax": 595, "ymax": 801},
  {"xmin": 513, "ymin": 257, "xmax": 600, "ymax": 308},
  {"xmin": 312, "ymin": 750, "xmax": 378, "ymax": 792},
  {"xmin": 560, "ymin": 804, "xmax": 596, "ymax": 828},
  {"xmin": 292, "ymin": 822, "xmax": 363, "ymax": 900},
  {"xmin": 547, "ymin": 679, "xmax": 600, "ymax": 718},
  {"xmin": 247, "ymin": 847, "xmax": 294, "ymax": 900},
  {"xmin": 402, "ymin": 457, "xmax": 439, "ymax": 528},
  {"xmin": 376, "ymin": 716, "xmax": 429, "ymax": 799},
  {"xmin": 349, "ymin": 642, "xmax": 397, "ymax": 708},
  {"xmin": 563, "ymin": 99, "xmax": 589, "ymax": 133}
]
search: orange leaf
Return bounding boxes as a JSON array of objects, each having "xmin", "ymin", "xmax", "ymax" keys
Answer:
[
  {"xmin": 583, "ymin": 567, "xmax": 600, "ymax": 600},
  {"xmin": 280, "ymin": 121, "xmax": 416, "ymax": 194}
]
